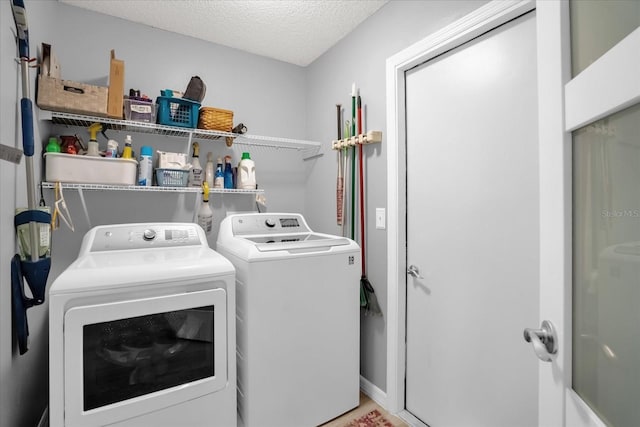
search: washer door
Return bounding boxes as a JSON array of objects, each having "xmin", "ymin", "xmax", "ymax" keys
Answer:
[{"xmin": 63, "ymin": 289, "xmax": 227, "ymax": 427}]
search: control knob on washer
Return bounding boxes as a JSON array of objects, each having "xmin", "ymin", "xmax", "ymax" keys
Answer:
[
  {"xmin": 265, "ymin": 218, "xmax": 276, "ymax": 228},
  {"xmin": 143, "ymin": 229, "xmax": 157, "ymax": 241}
]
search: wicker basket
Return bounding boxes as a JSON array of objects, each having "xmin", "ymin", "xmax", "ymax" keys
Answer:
[{"xmin": 198, "ymin": 107, "xmax": 233, "ymax": 131}]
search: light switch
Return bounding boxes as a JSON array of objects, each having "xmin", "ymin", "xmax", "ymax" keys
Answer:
[{"xmin": 375, "ymin": 208, "xmax": 385, "ymax": 230}]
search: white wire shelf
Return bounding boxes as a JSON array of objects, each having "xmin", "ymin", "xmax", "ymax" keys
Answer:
[
  {"xmin": 42, "ymin": 110, "xmax": 322, "ymax": 157},
  {"xmin": 41, "ymin": 182, "xmax": 264, "ymax": 194}
]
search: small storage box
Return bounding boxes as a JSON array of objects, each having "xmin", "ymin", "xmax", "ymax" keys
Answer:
[
  {"xmin": 197, "ymin": 107, "xmax": 233, "ymax": 131},
  {"xmin": 37, "ymin": 75, "xmax": 108, "ymax": 117},
  {"xmin": 124, "ymin": 97, "xmax": 157, "ymax": 123},
  {"xmin": 156, "ymin": 96, "xmax": 200, "ymax": 128},
  {"xmin": 155, "ymin": 168, "xmax": 189, "ymax": 187},
  {"xmin": 45, "ymin": 153, "xmax": 137, "ymax": 185}
]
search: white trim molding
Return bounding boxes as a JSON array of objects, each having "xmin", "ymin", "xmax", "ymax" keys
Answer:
[
  {"xmin": 565, "ymin": 27, "xmax": 640, "ymax": 131},
  {"xmin": 359, "ymin": 376, "xmax": 386, "ymax": 408},
  {"xmin": 384, "ymin": 0, "xmax": 536, "ymax": 415}
]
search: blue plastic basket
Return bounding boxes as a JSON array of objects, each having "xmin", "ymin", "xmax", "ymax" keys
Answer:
[{"xmin": 156, "ymin": 96, "xmax": 200, "ymax": 128}]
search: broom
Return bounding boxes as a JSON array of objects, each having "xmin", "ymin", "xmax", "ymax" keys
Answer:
[{"xmin": 357, "ymin": 94, "xmax": 381, "ymax": 316}]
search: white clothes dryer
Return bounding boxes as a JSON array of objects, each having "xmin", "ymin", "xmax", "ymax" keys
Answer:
[
  {"xmin": 49, "ymin": 223, "xmax": 236, "ymax": 427},
  {"xmin": 216, "ymin": 213, "xmax": 360, "ymax": 427}
]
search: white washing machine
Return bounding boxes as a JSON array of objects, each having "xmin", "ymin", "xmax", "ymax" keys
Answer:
[
  {"xmin": 216, "ymin": 213, "xmax": 361, "ymax": 427},
  {"xmin": 49, "ymin": 223, "xmax": 236, "ymax": 427}
]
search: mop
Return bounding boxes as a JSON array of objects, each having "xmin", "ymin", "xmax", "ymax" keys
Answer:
[
  {"xmin": 336, "ymin": 104, "xmax": 343, "ymax": 227},
  {"xmin": 350, "ymin": 84, "xmax": 356, "ymax": 242},
  {"xmin": 11, "ymin": 0, "xmax": 52, "ymax": 354},
  {"xmin": 342, "ymin": 121, "xmax": 350, "ymax": 238},
  {"xmin": 357, "ymin": 94, "xmax": 381, "ymax": 316}
]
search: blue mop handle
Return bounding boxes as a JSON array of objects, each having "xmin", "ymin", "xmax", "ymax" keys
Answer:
[
  {"xmin": 12, "ymin": 0, "xmax": 39, "ymax": 264},
  {"xmin": 12, "ymin": 1, "xmax": 34, "ymax": 157},
  {"xmin": 20, "ymin": 99, "xmax": 34, "ymax": 156}
]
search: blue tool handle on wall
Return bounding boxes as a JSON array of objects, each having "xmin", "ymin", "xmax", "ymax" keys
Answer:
[
  {"xmin": 11, "ymin": 0, "xmax": 29, "ymax": 59},
  {"xmin": 20, "ymin": 98, "xmax": 34, "ymax": 156}
]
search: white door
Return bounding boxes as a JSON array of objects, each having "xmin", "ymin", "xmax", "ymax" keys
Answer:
[
  {"xmin": 405, "ymin": 11, "xmax": 539, "ymax": 427},
  {"xmin": 537, "ymin": 1, "xmax": 640, "ymax": 426}
]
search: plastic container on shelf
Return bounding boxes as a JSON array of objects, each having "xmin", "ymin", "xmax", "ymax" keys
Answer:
[
  {"xmin": 156, "ymin": 96, "xmax": 200, "ymax": 128},
  {"xmin": 156, "ymin": 168, "xmax": 189, "ymax": 187},
  {"xmin": 123, "ymin": 96, "xmax": 157, "ymax": 123},
  {"xmin": 237, "ymin": 152, "xmax": 256, "ymax": 189},
  {"xmin": 138, "ymin": 146, "xmax": 154, "ymax": 186},
  {"xmin": 44, "ymin": 153, "xmax": 137, "ymax": 185}
]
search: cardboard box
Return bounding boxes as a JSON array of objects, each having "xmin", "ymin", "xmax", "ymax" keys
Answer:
[{"xmin": 107, "ymin": 50, "xmax": 125, "ymax": 119}]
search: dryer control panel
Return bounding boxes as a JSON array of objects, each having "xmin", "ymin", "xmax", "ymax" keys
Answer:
[{"xmin": 85, "ymin": 223, "xmax": 204, "ymax": 253}]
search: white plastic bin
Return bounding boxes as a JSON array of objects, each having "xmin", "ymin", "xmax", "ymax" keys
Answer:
[{"xmin": 45, "ymin": 153, "xmax": 138, "ymax": 185}]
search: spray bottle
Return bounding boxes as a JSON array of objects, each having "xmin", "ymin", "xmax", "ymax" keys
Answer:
[
  {"xmin": 189, "ymin": 142, "xmax": 203, "ymax": 187},
  {"xmin": 214, "ymin": 157, "xmax": 224, "ymax": 189},
  {"xmin": 87, "ymin": 123, "xmax": 102, "ymax": 156},
  {"xmin": 197, "ymin": 182, "xmax": 213, "ymax": 234},
  {"xmin": 205, "ymin": 152, "xmax": 214, "ymax": 187}
]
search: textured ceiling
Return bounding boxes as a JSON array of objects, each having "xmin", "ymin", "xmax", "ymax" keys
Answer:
[{"xmin": 58, "ymin": 0, "xmax": 389, "ymax": 66}]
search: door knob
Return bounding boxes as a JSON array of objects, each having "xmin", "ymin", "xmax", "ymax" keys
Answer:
[
  {"xmin": 523, "ymin": 320, "xmax": 557, "ymax": 362},
  {"xmin": 407, "ymin": 265, "xmax": 424, "ymax": 279}
]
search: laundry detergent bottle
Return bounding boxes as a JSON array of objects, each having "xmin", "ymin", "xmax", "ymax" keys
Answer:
[
  {"xmin": 223, "ymin": 155, "xmax": 233, "ymax": 189},
  {"xmin": 237, "ymin": 152, "xmax": 256, "ymax": 189}
]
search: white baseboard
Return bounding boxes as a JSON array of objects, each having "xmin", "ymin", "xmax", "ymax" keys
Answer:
[{"xmin": 359, "ymin": 376, "xmax": 387, "ymax": 409}]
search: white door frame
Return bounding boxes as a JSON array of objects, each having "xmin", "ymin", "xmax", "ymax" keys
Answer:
[
  {"xmin": 385, "ymin": 0, "xmax": 536, "ymax": 416},
  {"xmin": 534, "ymin": 1, "xmax": 569, "ymax": 426}
]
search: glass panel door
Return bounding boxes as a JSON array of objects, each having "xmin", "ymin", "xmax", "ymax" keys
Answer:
[
  {"xmin": 572, "ymin": 103, "xmax": 640, "ymax": 426},
  {"xmin": 570, "ymin": 0, "xmax": 639, "ymax": 76},
  {"xmin": 570, "ymin": 2, "xmax": 640, "ymax": 426}
]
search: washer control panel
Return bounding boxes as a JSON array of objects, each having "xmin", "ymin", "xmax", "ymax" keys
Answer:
[
  {"xmin": 88, "ymin": 223, "xmax": 202, "ymax": 252},
  {"xmin": 231, "ymin": 213, "xmax": 311, "ymax": 236}
]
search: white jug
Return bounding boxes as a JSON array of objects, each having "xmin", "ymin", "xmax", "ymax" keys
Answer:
[{"xmin": 237, "ymin": 152, "xmax": 256, "ymax": 190}]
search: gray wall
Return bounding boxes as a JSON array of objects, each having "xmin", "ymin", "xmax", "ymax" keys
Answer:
[
  {"xmin": 1, "ymin": 1, "xmax": 488, "ymax": 425},
  {"xmin": 304, "ymin": 0, "xmax": 489, "ymax": 391}
]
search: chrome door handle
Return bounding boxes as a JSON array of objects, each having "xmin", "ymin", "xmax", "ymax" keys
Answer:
[
  {"xmin": 523, "ymin": 320, "xmax": 557, "ymax": 362},
  {"xmin": 407, "ymin": 265, "xmax": 424, "ymax": 279}
]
